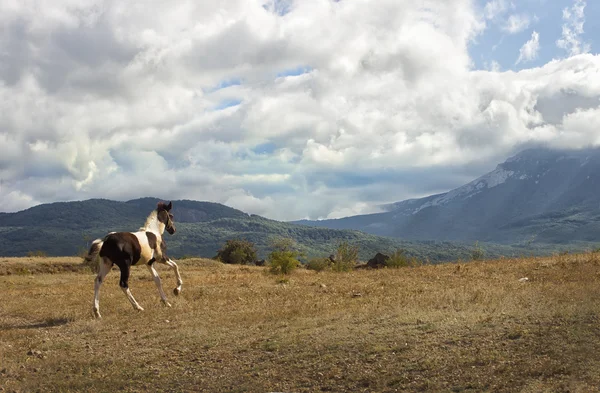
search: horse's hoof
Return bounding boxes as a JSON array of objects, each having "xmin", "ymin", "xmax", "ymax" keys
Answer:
[
  {"xmin": 136, "ymin": 306, "xmax": 145, "ymax": 312},
  {"xmin": 93, "ymin": 309, "xmax": 102, "ymax": 319},
  {"xmin": 173, "ymin": 288, "xmax": 181, "ymax": 296},
  {"xmin": 162, "ymin": 301, "xmax": 172, "ymax": 308}
]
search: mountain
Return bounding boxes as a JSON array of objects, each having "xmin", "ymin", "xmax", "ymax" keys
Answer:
[
  {"xmin": 294, "ymin": 148, "xmax": 600, "ymax": 245},
  {"xmin": 0, "ymin": 198, "xmax": 248, "ymax": 257},
  {"xmin": 0, "ymin": 197, "xmax": 524, "ymax": 262}
]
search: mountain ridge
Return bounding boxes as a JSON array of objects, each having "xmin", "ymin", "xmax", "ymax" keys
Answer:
[
  {"xmin": 0, "ymin": 197, "xmax": 528, "ymax": 261},
  {"xmin": 294, "ymin": 147, "xmax": 600, "ymax": 245},
  {"xmin": 2, "ymin": 147, "xmax": 599, "ymax": 260}
]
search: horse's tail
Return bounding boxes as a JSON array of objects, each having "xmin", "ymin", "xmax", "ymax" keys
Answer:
[{"xmin": 83, "ymin": 238, "xmax": 104, "ymax": 269}]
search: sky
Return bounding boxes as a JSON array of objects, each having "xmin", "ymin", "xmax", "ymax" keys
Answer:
[{"xmin": 1, "ymin": 0, "xmax": 600, "ymax": 221}]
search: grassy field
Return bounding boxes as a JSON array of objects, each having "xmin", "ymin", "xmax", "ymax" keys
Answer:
[{"xmin": 1, "ymin": 254, "xmax": 600, "ymax": 392}]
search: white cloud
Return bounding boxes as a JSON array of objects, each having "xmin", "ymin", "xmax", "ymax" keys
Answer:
[
  {"xmin": 1, "ymin": 1, "xmax": 600, "ymax": 220},
  {"xmin": 556, "ymin": 0, "xmax": 591, "ymax": 56},
  {"xmin": 484, "ymin": 0, "xmax": 513, "ymax": 20},
  {"xmin": 516, "ymin": 31, "xmax": 540, "ymax": 64},
  {"xmin": 502, "ymin": 14, "xmax": 530, "ymax": 34}
]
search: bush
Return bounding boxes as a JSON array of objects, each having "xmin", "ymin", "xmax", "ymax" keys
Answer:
[
  {"xmin": 215, "ymin": 239, "xmax": 257, "ymax": 265},
  {"xmin": 386, "ymin": 249, "xmax": 423, "ymax": 268},
  {"xmin": 306, "ymin": 257, "xmax": 331, "ymax": 272},
  {"xmin": 332, "ymin": 241, "xmax": 359, "ymax": 272},
  {"xmin": 26, "ymin": 250, "xmax": 47, "ymax": 258},
  {"xmin": 268, "ymin": 238, "xmax": 302, "ymax": 275},
  {"xmin": 471, "ymin": 241, "xmax": 485, "ymax": 261},
  {"xmin": 387, "ymin": 249, "xmax": 409, "ymax": 268}
]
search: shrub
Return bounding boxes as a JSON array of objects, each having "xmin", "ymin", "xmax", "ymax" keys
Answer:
[
  {"xmin": 387, "ymin": 249, "xmax": 423, "ymax": 268},
  {"xmin": 77, "ymin": 247, "xmax": 89, "ymax": 259},
  {"xmin": 387, "ymin": 249, "xmax": 409, "ymax": 268},
  {"xmin": 471, "ymin": 241, "xmax": 485, "ymax": 261},
  {"xmin": 215, "ymin": 239, "xmax": 257, "ymax": 265},
  {"xmin": 26, "ymin": 250, "xmax": 47, "ymax": 258},
  {"xmin": 81, "ymin": 250, "xmax": 99, "ymax": 273},
  {"xmin": 332, "ymin": 241, "xmax": 359, "ymax": 272},
  {"xmin": 268, "ymin": 237, "xmax": 302, "ymax": 275},
  {"xmin": 306, "ymin": 257, "xmax": 331, "ymax": 272},
  {"xmin": 179, "ymin": 255, "xmax": 199, "ymax": 260}
]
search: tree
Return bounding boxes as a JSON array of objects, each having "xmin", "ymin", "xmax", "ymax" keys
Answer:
[
  {"xmin": 268, "ymin": 237, "xmax": 302, "ymax": 275},
  {"xmin": 332, "ymin": 241, "xmax": 359, "ymax": 272},
  {"xmin": 215, "ymin": 239, "xmax": 257, "ymax": 265}
]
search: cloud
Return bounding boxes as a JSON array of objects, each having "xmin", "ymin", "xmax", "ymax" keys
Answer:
[
  {"xmin": 1, "ymin": 1, "xmax": 600, "ymax": 221},
  {"xmin": 516, "ymin": 31, "xmax": 540, "ymax": 64},
  {"xmin": 483, "ymin": 0, "xmax": 513, "ymax": 20},
  {"xmin": 502, "ymin": 14, "xmax": 531, "ymax": 34},
  {"xmin": 556, "ymin": 0, "xmax": 591, "ymax": 56}
]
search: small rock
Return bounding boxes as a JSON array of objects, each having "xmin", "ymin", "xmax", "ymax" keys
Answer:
[
  {"xmin": 320, "ymin": 284, "xmax": 327, "ymax": 289},
  {"xmin": 351, "ymin": 292, "xmax": 362, "ymax": 298},
  {"xmin": 518, "ymin": 277, "xmax": 529, "ymax": 282}
]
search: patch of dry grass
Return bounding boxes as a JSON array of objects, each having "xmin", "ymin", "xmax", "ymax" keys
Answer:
[{"xmin": 1, "ymin": 254, "xmax": 600, "ymax": 392}]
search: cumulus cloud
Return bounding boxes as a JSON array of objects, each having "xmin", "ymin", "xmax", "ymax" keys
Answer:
[
  {"xmin": 556, "ymin": 0, "xmax": 591, "ymax": 56},
  {"xmin": 1, "ymin": 0, "xmax": 600, "ymax": 220},
  {"xmin": 516, "ymin": 31, "xmax": 540, "ymax": 64}
]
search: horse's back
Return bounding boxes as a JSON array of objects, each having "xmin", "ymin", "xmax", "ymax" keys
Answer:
[{"xmin": 100, "ymin": 232, "xmax": 143, "ymax": 265}]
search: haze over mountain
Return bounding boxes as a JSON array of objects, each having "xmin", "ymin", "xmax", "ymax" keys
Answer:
[{"xmin": 294, "ymin": 147, "xmax": 600, "ymax": 245}]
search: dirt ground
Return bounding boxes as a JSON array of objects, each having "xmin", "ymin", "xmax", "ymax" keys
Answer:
[{"xmin": 1, "ymin": 254, "xmax": 600, "ymax": 392}]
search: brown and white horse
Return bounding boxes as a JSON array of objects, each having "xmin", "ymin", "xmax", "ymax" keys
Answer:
[{"xmin": 84, "ymin": 201, "xmax": 182, "ymax": 318}]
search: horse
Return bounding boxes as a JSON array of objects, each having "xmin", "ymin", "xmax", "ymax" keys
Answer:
[{"xmin": 84, "ymin": 201, "xmax": 182, "ymax": 318}]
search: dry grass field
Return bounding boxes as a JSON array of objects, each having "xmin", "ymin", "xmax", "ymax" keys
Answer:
[{"xmin": 1, "ymin": 253, "xmax": 600, "ymax": 392}]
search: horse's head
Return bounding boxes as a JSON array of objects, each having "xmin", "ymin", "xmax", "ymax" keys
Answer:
[{"xmin": 157, "ymin": 201, "xmax": 176, "ymax": 235}]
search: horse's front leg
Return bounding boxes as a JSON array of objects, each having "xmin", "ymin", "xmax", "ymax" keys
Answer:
[
  {"xmin": 147, "ymin": 259, "xmax": 171, "ymax": 307},
  {"xmin": 118, "ymin": 261, "xmax": 144, "ymax": 312},
  {"xmin": 162, "ymin": 258, "xmax": 183, "ymax": 296}
]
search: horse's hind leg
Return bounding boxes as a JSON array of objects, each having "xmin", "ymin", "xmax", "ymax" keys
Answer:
[
  {"xmin": 93, "ymin": 258, "xmax": 112, "ymax": 318},
  {"xmin": 118, "ymin": 262, "xmax": 144, "ymax": 312},
  {"xmin": 163, "ymin": 258, "xmax": 183, "ymax": 296},
  {"xmin": 147, "ymin": 260, "xmax": 171, "ymax": 307}
]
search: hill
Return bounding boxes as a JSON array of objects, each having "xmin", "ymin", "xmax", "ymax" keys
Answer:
[
  {"xmin": 0, "ymin": 197, "xmax": 528, "ymax": 261},
  {"xmin": 294, "ymin": 147, "xmax": 600, "ymax": 246}
]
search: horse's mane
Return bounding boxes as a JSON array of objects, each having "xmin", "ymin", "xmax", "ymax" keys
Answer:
[{"xmin": 140, "ymin": 210, "xmax": 158, "ymax": 231}]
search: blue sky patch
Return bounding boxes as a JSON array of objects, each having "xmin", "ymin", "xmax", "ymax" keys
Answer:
[
  {"xmin": 252, "ymin": 142, "xmax": 277, "ymax": 155},
  {"xmin": 277, "ymin": 65, "xmax": 312, "ymax": 78},
  {"xmin": 263, "ymin": 0, "xmax": 293, "ymax": 16},
  {"xmin": 206, "ymin": 78, "xmax": 242, "ymax": 93},
  {"xmin": 471, "ymin": 0, "xmax": 598, "ymax": 71},
  {"xmin": 214, "ymin": 99, "xmax": 242, "ymax": 110}
]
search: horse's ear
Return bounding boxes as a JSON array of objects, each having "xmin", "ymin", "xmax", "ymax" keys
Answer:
[
  {"xmin": 166, "ymin": 201, "xmax": 172, "ymax": 211},
  {"xmin": 157, "ymin": 202, "xmax": 165, "ymax": 211}
]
